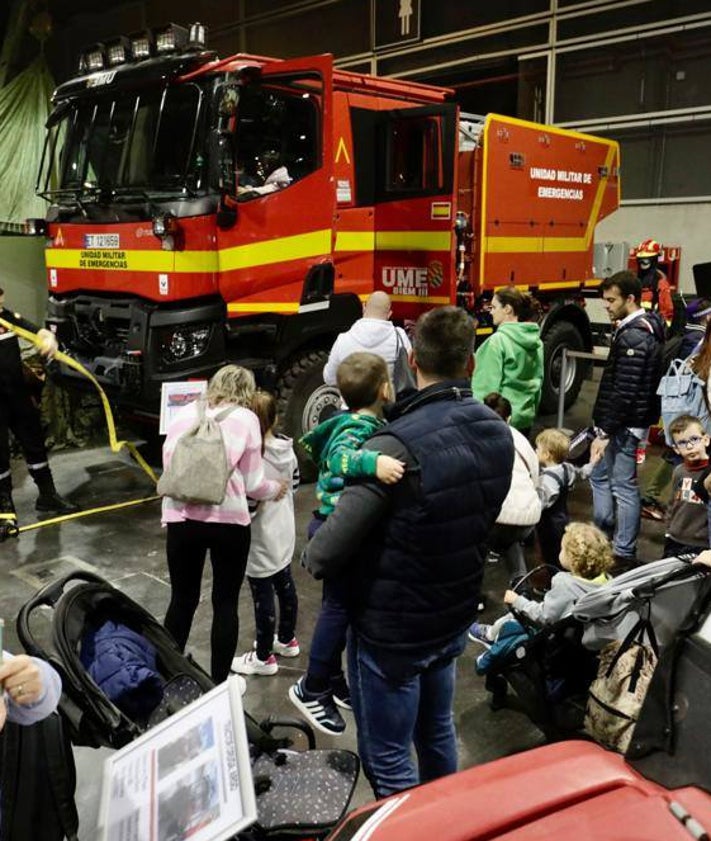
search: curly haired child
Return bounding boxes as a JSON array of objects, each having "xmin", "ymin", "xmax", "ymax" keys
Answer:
[{"xmin": 470, "ymin": 522, "xmax": 614, "ymax": 654}]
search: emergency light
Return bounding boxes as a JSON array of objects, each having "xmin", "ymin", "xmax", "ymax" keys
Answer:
[
  {"xmin": 80, "ymin": 44, "xmax": 106, "ymax": 73},
  {"xmin": 188, "ymin": 23, "xmax": 207, "ymax": 50},
  {"xmin": 154, "ymin": 24, "xmax": 188, "ymax": 54},
  {"xmin": 106, "ymin": 37, "xmax": 130, "ymax": 67},
  {"xmin": 130, "ymin": 31, "xmax": 153, "ymax": 60}
]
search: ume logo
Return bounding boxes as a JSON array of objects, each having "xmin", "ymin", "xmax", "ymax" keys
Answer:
[{"xmin": 381, "ymin": 266, "xmax": 428, "ymax": 296}]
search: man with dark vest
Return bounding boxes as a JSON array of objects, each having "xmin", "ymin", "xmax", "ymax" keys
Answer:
[
  {"xmin": 0, "ymin": 287, "xmax": 77, "ymax": 537},
  {"xmin": 304, "ymin": 306, "xmax": 514, "ymax": 797}
]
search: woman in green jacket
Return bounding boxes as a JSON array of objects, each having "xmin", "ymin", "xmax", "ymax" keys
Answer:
[{"xmin": 472, "ymin": 287, "xmax": 544, "ymax": 435}]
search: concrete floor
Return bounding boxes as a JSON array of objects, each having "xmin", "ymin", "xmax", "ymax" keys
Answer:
[{"xmin": 1, "ymin": 371, "xmax": 667, "ymax": 839}]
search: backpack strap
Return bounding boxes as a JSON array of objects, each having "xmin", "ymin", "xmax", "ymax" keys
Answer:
[{"xmin": 213, "ymin": 405, "xmax": 237, "ymax": 423}]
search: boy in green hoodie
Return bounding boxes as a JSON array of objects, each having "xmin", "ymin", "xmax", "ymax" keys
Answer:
[{"xmin": 289, "ymin": 351, "xmax": 404, "ymax": 735}]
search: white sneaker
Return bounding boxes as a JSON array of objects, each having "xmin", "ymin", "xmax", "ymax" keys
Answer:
[
  {"xmin": 273, "ymin": 636, "xmax": 301, "ymax": 657},
  {"xmin": 231, "ymin": 650, "xmax": 278, "ymax": 676}
]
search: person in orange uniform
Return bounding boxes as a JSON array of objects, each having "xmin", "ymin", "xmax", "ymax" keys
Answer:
[{"xmin": 636, "ymin": 239, "xmax": 673, "ymax": 321}]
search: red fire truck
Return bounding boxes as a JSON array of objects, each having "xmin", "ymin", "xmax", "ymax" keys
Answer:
[{"xmin": 33, "ymin": 23, "xmax": 620, "ymax": 455}]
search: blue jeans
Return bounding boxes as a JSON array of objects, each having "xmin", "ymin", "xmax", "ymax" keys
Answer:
[
  {"xmin": 306, "ymin": 577, "xmax": 349, "ymax": 688},
  {"xmin": 347, "ymin": 631, "xmax": 465, "ymax": 798},
  {"xmin": 589, "ymin": 429, "xmax": 640, "ymax": 558}
]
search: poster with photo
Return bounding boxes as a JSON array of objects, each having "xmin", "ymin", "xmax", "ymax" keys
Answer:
[
  {"xmin": 159, "ymin": 381, "xmax": 208, "ymax": 435},
  {"xmin": 99, "ymin": 678, "xmax": 256, "ymax": 841}
]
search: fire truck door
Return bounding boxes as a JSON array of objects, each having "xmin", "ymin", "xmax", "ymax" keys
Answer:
[
  {"xmin": 217, "ymin": 55, "xmax": 334, "ymax": 315},
  {"xmin": 373, "ymin": 103, "xmax": 457, "ymax": 321}
]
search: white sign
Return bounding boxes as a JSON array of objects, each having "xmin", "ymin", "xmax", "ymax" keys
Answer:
[
  {"xmin": 84, "ymin": 233, "xmax": 120, "ymax": 249},
  {"xmin": 99, "ymin": 678, "xmax": 256, "ymax": 841},
  {"xmin": 159, "ymin": 274, "xmax": 169, "ymax": 296},
  {"xmin": 160, "ymin": 380, "xmax": 208, "ymax": 435}
]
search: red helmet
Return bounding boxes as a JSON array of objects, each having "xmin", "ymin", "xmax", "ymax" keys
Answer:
[{"xmin": 636, "ymin": 239, "xmax": 662, "ymax": 258}]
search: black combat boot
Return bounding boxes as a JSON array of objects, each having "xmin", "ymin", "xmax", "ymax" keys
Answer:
[
  {"xmin": 0, "ymin": 476, "xmax": 18, "ymax": 541},
  {"xmin": 29, "ymin": 465, "xmax": 79, "ymax": 514}
]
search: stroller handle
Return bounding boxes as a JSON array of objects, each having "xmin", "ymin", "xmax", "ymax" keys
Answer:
[
  {"xmin": 16, "ymin": 570, "xmax": 106, "ymax": 658},
  {"xmin": 631, "ymin": 559, "xmax": 711, "ymax": 600}
]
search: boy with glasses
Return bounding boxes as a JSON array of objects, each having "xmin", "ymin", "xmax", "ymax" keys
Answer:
[{"xmin": 664, "ymin": 414, "xmax": 711, "ymax": 558}]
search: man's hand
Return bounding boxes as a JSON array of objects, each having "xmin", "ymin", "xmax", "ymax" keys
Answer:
[
  {"xmin": 376, "ymin": 455, "xmax": 405, "ymax": 484},
  {"xmin": 503, "ymin": 589, "xmax": 518, "ymax": 605},
  {"xmin": 0, "ymin": 655, "xmax": 43, "ymax": 706},
  {"xmin": 590, "ymin": 437, "xmax": 609, "ymax": 461},
  {"xmin": 36, "ymin": 328, "xmax": 58, "ymax": 359}
]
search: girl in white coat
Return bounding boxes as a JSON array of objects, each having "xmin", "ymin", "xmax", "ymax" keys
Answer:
[
  {"xmin": 232, "ymin": 392, "xmax": 301, "ymax": 676},
  {"xmin": 483, "ymin": 393, "xmax": 542, "ymax": 584}
]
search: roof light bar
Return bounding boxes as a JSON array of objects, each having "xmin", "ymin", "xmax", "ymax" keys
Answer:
[{"xmin": 154, "ymin": 23, "xmax": 188, "ymax": 55}]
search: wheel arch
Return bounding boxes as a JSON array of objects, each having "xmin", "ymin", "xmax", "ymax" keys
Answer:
[{"xmin": 540, "ymin": 301, "xmax": 593, "ymax": 352}]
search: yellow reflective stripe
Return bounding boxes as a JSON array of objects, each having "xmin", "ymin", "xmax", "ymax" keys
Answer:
[
  {"xmin": 538, "ymin": 281, "xmax": 584, "ymax": 290},
  {"xmin": 227, "ymin": 302, "xmax": 299, "ymax": 313},
  {"xmin": 335, "ymin": 232, "xmax": 375, "ymax": 251},
  {"xmin": 220, "ymin": 229, "xmax": 331, "ymax": 271},
  {"xmin": 376, "ymin": 232, "xmax": 451, "ymax": 251},
  {"xmin": 335, "ymin": 231, "xmax": 452, "ymax": 252},
  {"xmin": 45, "ymin": 249, "xmax": 178, "ymax": 272},
  {"xmin": 486, "ymin": 236, "xmax": 590, "ymax": 254},
  {"xmin": 44, "ymin": 230, "xmax": 332, "ymax": 274},
  {"xmin": 390, "ymin": 294, "xmax": 451, "ymax": 304},
  {"xmin": 476, "ymin": 327, "xmax": 493, "ymax": 335}
]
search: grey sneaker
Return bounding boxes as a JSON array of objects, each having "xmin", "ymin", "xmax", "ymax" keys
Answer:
[{"xmin": 468, "ymin": 622, "xmax": 492, "ymax": 649}]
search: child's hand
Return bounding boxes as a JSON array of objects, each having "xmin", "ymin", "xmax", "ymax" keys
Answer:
[
  {"xmin": 503, "ymin": 589, "xmax": 518, "ymax": 605},
  {"xmin": 273, "ymin": 479, "xmax": 289, "ymax": 501},
  {"xmin": 588, "ymin": 447, "xmax": 603, "ymax": 467},
  {"xmin": 376, "ymin": 455, "xmax": 405, "ymax": 484}
]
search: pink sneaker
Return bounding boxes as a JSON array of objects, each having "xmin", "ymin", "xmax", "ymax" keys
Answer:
[
  {"xmin": 273, "ymin": 636, "xmax": 300, "ymax": 657},
  {"xmin": 231, "ymin": 650, "xmax": 278, "ymax": 676}
]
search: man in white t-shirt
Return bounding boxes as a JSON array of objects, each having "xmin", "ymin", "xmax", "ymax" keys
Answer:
[{"xmin": 323, "ymin": 291, "xmax": 411, "ymax": 386}]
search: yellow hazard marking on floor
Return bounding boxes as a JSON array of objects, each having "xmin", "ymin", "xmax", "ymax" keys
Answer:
[{"xmin": 17, "ymin": 495, "xmax": 160, "ymax": 534}]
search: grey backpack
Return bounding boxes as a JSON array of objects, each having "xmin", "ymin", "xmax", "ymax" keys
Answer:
[{"xmin": 157, "ymin": 401, "xmax": 235, "ymax": 505}]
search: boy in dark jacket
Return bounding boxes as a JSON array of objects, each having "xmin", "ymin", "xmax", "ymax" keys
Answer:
[{"xmin": 590, "ymin": 271, "xmax": 665, "ymax": 567}]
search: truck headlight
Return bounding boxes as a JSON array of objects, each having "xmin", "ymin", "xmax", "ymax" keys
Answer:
[{"xmin": 159, "ymin": 324, "xmax": 211, "ymax": 365}]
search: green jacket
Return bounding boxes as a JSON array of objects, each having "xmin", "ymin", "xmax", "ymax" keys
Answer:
[
  {"xmin": 301, "ymin": 412, "xmax": 384, "ymax": 516},
  {"xmin": 471, "ymin": 321, "xmax": 544, "ymax": 430}
]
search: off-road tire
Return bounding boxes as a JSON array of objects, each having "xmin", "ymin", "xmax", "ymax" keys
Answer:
[
  {"xmin": 276, "ymin": 350, "xmax": 341, "ymax": 482},
  {"xmin": 539, "ymin": 321, "xmax": 586, "ymax": 414}
]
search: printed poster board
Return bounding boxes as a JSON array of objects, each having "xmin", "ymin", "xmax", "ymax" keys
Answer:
[
  {"xmin": 159, "ymin": 381, "xmax": 207, "ymax": 435},
  {"xmin": 99, "ymin": 677, "xmax": 256, "ymax": 841}
]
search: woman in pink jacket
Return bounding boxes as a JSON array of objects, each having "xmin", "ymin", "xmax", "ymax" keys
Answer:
[{"xmin": 161, "ymin": 365, "xmax": 286, "ymax": 682}]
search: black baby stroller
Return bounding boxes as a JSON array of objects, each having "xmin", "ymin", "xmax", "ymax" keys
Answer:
[
  {"xmin": 479, "ymin": 558, "xmax": 711, "ymax": 742},
  {"xmin": 17, "ymin": 571, "xmax": 359, "ymax": 840}
]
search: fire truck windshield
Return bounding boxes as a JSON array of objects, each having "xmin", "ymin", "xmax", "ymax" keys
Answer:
[{"xmin": 38, "ymin": 82, "xmax": 207, "ymax": 202}]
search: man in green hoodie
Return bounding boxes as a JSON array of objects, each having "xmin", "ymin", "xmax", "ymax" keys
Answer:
[
  {"xmin": 471, "ymin": 288, "xmax": 544, "ymax": 434},
  {"xmin": 289, "ymin": 351, "xmax": 404, "ymax": 735}
]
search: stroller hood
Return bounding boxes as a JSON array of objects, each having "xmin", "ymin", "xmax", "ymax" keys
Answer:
[{"xmin": 573, "ymin": 558, "xmax": 708, "ymax": 650}]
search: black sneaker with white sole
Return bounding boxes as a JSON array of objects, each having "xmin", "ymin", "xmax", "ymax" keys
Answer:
[
  {"xmin": 330, "ymin": 674, "xmax": 352, "ymax": 711},
  {"xmin": 288, "ymin": 677, "xmax": 346, "ymax": 735}
]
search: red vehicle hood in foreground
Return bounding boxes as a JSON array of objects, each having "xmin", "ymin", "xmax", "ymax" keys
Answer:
[{"xmin": 328, "ymin": 741, "xmax": 711, "ymax": 841}]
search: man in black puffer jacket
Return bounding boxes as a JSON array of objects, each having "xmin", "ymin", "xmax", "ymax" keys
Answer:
[
  {"xmin": 305, "ymin": 306, "xmax": 514, "ymax": 798},
  {"xmin": 590, "ymin": 270, "xmax": 665, "ymax": 566}
]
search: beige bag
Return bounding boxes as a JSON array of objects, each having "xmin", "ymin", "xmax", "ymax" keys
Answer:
[
  {"xmin": 157, "ymin": 402, "xmax": 235, "ymax": 505},
  {"xmin": 585, "ymin": 617, "xmax": 658, "ymax": 754}
]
